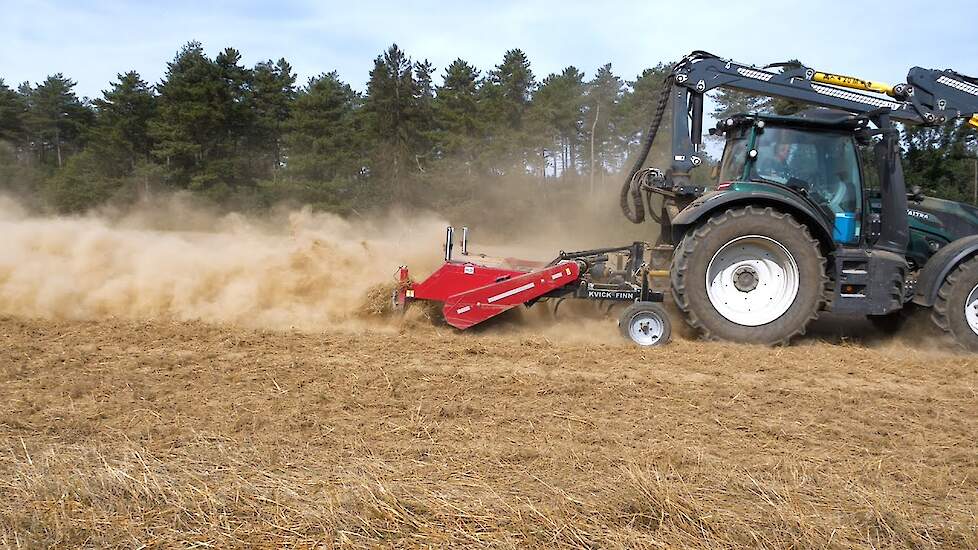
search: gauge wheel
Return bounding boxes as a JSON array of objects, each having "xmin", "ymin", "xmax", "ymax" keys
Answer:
[
  {"xmin": 619, "ymin": 302, "xmax": 671, "ymax": 347},
  {"xmin": 932, "ymin": 256, "xmax": 978, "ymax": 351},
  {"xmin": 671, "ymin": 206, "xmax": 826, "ymax": 345}
]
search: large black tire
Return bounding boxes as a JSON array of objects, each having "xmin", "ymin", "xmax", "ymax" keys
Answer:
[
  {"xmin": 670, "ymin": 206, "xmax": 826, "ymax": 345},
  {"xmin": 932, "ymin": 256, "xmax": 978, "ymax": 351}
]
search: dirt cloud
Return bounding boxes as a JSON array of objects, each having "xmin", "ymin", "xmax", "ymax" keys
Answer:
[
  {"xmin": 0, "ymin": 194, "xmax": 449, "ymax": 330},
  {"xmin": 0, "ymin": 177, "xmax": 661, "ymax": 337}
]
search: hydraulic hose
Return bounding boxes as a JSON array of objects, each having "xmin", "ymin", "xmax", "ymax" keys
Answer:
[{"xmin": 620, "ymin": 74, "xmax": 674, "ymax": 224}]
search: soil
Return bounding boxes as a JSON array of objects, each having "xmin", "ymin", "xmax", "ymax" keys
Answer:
[{"xmin": 1, "ymin": 313, "xmax": 976, "ymax": 548}]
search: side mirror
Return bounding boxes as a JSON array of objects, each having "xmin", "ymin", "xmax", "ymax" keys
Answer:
[{"xmin": 908, "ymin": 185, "xmax": 924, "ymax": 203}]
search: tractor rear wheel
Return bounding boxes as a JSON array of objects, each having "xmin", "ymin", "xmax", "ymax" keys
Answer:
[
  {"xmin": 671, "ymin": 206, "xmax": 826, "ymax": 345},
  {"xmin": 932, "ymin": 256, "xmax": 978, "ymax": 351}
]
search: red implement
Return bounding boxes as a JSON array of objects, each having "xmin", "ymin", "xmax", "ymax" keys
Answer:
[
  {"xmin": 401, "ymin": 260, "xmax": 581, "ymax": 329},
  {"xmin": 393, "ymin": 226, "xmax": 672, "ymax": 347}
]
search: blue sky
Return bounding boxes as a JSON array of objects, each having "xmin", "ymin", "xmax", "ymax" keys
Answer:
[{"xmin": 2, "ymin": 0, "xmax": 977, "ymax": 100}]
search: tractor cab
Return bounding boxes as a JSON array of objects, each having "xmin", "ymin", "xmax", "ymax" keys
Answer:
[{"xmin": 715, "ymin": 111, "xmax": 868, "ymax": 246}]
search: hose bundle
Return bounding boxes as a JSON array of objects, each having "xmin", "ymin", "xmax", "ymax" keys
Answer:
[{"xmin": 620, "ymin": 74, "xmax": 674, "ymax": 223}]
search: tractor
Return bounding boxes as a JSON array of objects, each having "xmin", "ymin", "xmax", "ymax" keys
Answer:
[{"xmin": 622, "ymin": 51, "xmax": 978, "ymax": 349}]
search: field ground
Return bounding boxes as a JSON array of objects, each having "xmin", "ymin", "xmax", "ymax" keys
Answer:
[{"xmin": 1, "ymin": 313, "xmax": 977, "ymax": 548}]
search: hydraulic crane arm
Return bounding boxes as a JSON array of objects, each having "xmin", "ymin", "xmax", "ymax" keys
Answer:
[
  {"xmin": 905, "ymin": 66, "xmax": 978, "ymax": 128},
  {"xmin": 811, "ymin": 68, "xmax": 978, "ymax": 129},
  {"xmin": 666, "ymin": 51, "xmax": 978, "ymax": 181},
  {"xmin": 812, "ymin": 70, "xmax": 978, "ymax": 129}
]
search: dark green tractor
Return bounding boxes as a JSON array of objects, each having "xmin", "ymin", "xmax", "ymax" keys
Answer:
[{"xmin": 621, "ymin": 51, "xmax": 978, "ymax": 349}]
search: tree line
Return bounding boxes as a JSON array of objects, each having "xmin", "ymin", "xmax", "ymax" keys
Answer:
[
  {"xmin": 0, "ymin": 42, "xmax": 974, "ymax": 214},
  {"xmin": 0, "ymin": 42, "xmax": 678, "ymax": 214}
]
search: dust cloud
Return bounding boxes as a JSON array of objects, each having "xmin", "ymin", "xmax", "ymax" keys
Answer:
[
  {"xmin": 0, "ymin": 189, "xmax": 938, "ymax": 347},
  {"xmin": 0, "ymin": 194, "xmax": 449, "ymax": 331},
  {"xmin": 0, "ymin": 176, "xmax": 661, "ymax": 336}
]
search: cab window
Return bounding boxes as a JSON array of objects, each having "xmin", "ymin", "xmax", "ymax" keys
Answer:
[
  {"xmin": 717, "ymin": 133, "xmax": 748, "ymax": 183},
  {"xmin": 749, "ymin": 126, "xmax": 863, "ymax": 244}
]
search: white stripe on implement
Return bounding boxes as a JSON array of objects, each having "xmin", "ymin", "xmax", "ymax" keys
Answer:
[
  {"xmin": 487, "ymin": 282, "xmax": 535, "ymax": 303},
  {"xmin": 456, "ymin": 306, "xmax": 471, "ymax": 314},
  {"xmin": 551, "ymin": 272, "xmax": 563, "ymax": 280}
]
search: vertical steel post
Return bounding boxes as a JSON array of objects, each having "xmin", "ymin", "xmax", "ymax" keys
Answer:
[{"xmin": 445, "ymin": 226, "xmax": 454, "ymax": 261}]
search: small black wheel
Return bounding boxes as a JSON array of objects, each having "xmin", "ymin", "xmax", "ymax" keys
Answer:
[{"xmin": 618, "ymin": 302, "xmax": 672, "ymax": 347}]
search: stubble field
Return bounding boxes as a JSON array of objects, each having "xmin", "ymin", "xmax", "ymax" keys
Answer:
[{"xmin": 1, "ymin": 312, "xmax": 976, "ymax": 548}]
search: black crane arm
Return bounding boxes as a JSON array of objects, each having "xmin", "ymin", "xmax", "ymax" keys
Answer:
[{"xmin": 667, "ymin": 51, "xmax": 978, "ymax": 183}]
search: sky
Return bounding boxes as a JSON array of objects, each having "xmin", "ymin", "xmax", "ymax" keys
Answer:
[{"xmin": 2, "ymin": 0, "xmax": 978, "ymax": 101}]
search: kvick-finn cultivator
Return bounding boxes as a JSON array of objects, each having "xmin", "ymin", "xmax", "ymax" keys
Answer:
[{"xmin": 394, "ymin": 227, "xmax": 672, "ymax": 346}]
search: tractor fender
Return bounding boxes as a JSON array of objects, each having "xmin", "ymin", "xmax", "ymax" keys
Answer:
[
  {"xmin": 913, "ymin": 235, "xmax": 978, "ymax": 307},
  {"xmin": 669, "ymin": 191, "xmax": 835, "ymax": 250}
]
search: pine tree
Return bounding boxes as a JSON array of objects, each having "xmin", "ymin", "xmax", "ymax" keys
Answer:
[
  {"xmin": 412, "ymin": 59, "xmax": 436, "ymax": 170},
  {"xmin": 529, "ymin": 67, "xmax": 584, "ymax": 177},
  {"xmin": 486, "ymin": 49, "xmax": 535, "ymax": 130},
  {"xmin": 151, "ymin": 42, "xmax": 260, "ymax": 194},
  {"xmin": 0, "ymin": 79, "xmax": 27, "ymax": 145},
  {"xmin": 215, "ymin": 47, "xmax": 253, "ymax": 155},
  {"xmin": 22, "ymin": 74, "xmax": 93, "ymax": 168},
  {"xmin": 33, "ymin": 72, "xmax": 155, "ymax": 212},
  {"xmin": 91, "ymin": 71, "xmax": 157, "ymax": 174},
  {"xmin": 482, "ymin": 49, "xmax": 536, "ymax": 174},
  {"xmin": 249, "ymin": 58, "xmax": 297, "ymax": 177},
  {"xmin": 585, "ymin": 64, "xmax": 624, "ymax": 180},
  {"xmin": 151, "ymin": 42, "xmax": 225, "ymax": 187},
  {"xmin": 361, "ymin": 44, "xmax": 430, "ymax": 199},
  {"xmin": 0, "ymin": 79, "xmax": 32, "ymax": 197},
  {"xmin": 273, "ymin": 72, "xmax": 361, "ymax": 210},
  {"xmin": 432, "ymin": 59, "xmax": 483, "ymax": 164},
  {"xmin": 283, "ymin": 72, "xmax": 360, "ymax": 183}
]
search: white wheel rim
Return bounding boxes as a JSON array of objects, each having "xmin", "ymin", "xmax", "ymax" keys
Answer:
[
  {"xmin": 706, "ymin": 235, "xmax": 800, "ymax": 326},
  {"xmin": 628, "ymin": 311, "xmax": 664, "ymax": 346},
  {"xmin": 965, "ymin": 284, "xmax": 978, "ymax": 335}
]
